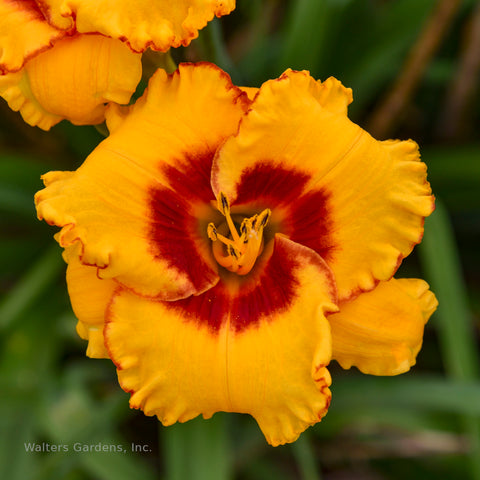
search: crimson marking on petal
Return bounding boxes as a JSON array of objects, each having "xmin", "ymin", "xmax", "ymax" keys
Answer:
[
  {"xmin": 147, "ymin": 149, "xmax": 218, "ymax": 295},
  {"xmin": 162, "ymin": 149, "xmax": 217, "ymax": 204},
  {"xmin": 234, "ymin": 162, "xmax": 310, "ymax": 206},
  {"xmin": 164, "ymin": 238, "xmax": 300, "ymax": 333},
  {"xmin": 286, "ymin": 188, "xmax": 336, "ymax": 261},
  {"xmin": 234, "ymin": 163, "xmax": 336, "ymax": 261}
]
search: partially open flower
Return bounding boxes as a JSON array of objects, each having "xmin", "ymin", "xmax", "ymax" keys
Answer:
[
  {"xmin": 35, "ymin": 63, "xmax": 437, "ymax": 446},
  {"xmin": 0, "ymin": 0, "xmax": 234, "ymax": 129}
]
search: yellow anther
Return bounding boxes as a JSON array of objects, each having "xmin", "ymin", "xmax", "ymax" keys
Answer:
[
  {"xmin": 239, "ymin": 218, "xmax": 252, "ymax": 243},
  {"xmin": 216, "ymin": 192, "xmax": 240, "ymax": 243},
  {"xmin": 207, "ymin": 223, "xmax": 218, "ymax": 241},
  {"xmin": 208, "ymin": 192, "xmax": 271, "ymax": 275},
  {"xmin": 258, "ymin": 209, "xmax": 271, "ymax": 227}
]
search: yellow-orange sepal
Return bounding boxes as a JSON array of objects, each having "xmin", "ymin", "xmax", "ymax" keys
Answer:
[
  {"xmin": 329, "ymin": 278, "xmax": 438, "ymax": 375},
  {"xmin": 63, "ymin": 245, "xmax": 115, "ymax": 359}
]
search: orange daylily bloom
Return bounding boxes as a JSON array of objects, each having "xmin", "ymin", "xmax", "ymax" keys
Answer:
[
  {"xmin": 35, "ymin": 63, "xmax": 437, "ymax": 446},
  {"xmin": 37, "ymin": 0, "xmax": 236, "ymax": 52},
  {"xmin": 0, "ymin": 0, "xmax": 234, "ymax": 129}
]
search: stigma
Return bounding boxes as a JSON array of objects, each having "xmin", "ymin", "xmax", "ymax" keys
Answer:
[{"xmin": 207, "ymin": 192, "xmax": 271, "ymax": 275}]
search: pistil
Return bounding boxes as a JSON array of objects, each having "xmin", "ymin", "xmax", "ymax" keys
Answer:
[{"xmin": 207, "ymin": 192, "xmax": 271, "ymax": 275}]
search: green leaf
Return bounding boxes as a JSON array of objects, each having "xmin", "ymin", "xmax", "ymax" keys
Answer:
[
  {"xmin": 419, "ymin": 201, "xmax": 479, "ymax": 379},
  {"xmin": 163, "ymin": 414, "xmax": 232, "ymax": 480},
  {"xmin": 79, "ymin": 442, "xmax": 157, "ymax": 480},
  {"xmin": 291, "ymin": 433, "xmax": 322, "ymax": 480},
  {"xmin": 0, "ymin": 245, "xmax": 65, "ymax": 331},
  {"xmin": 332, "ymin": 375, "xmax": 480, "ymax": 416},
  {"xmin": 337, "ymin": 0, "xmax": 436, "ymax": 115},
  {"xmin": 0, "ymin": 407, "xmax": 39, "ymax": 480},
  {"xmin": 278, "ymin": 0, "xmax": 333, "ymax": 73},
  {"xmin": 419, "ymin": 200, "xmax": 480, "ymax": 478},
  {"xmin": 423, "ymin": 146, "xmax": 480, "ymax": 213}
]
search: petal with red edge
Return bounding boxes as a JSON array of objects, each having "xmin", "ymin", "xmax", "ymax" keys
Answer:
[
  {"xmin": 329, "ymin": 278, "xmax": 438, "ymax": 375},
  {"xmin": 212, "ymin": 69, "xmax": 434, "ymax": 301},
  {"xmin": 39, "ymin": 0, "xmax": 236, "ymax": 52},
  {"xmin": 239, "ymin": 86, "xmax": 259, "ymax": 101},
  {"xmin": 0, "ymin": 0, "xmax": 68, "ymax": 74},
  {"xmin": 1, "ymin": 34, "xmax": 142, "ymax": 130},
  {"xmin": 105, "ymin": 235, "xmax": 338, "ymax": 446},
  {"xmin": 35, "ymin": 63, "xmax": 250, "ymax": 298},
  {"xmin": 63, "ymin": 245, "xmax": 115, "ymax": 359},
  {"xmin": 34, "ymin": 0, "xmax": 74, "ymax": 30}
]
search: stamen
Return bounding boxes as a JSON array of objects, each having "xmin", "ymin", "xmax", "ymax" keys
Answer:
[
  {"xmin": 208, "ymin": 192, "xmax": 271, "ymax": 276},
  {"xmin": 227, "ymin": 244, "xmax": 240, "ymax": 259},
  {"xmin": 207, "ymin": 223, "xmax": 218, "ymax": 241},
  {"xmin": 259, "ymin": 209, "xmax": 271, "ymax": 227},
  {"xmin": 217, "ymin": 192, "xmax": 241, "ymax": 243},
  {"xmin": 240, "ymin": 218, "xmax": 252, "ymax": 243},
  {"xmin": 208, "ymin": 223, "xmax": 237, "ymax": 247},
  {"xmin": 218, "ymin": 192, "xmax": 230, "ymax": 216}
]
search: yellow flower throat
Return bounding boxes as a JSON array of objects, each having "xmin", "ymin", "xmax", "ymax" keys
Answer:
[{"xmin": 207, "ymin": 192, "xmax": 271, "ymax": 275}]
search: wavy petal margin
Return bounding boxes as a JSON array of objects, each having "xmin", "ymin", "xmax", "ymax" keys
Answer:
[
  {"xmin": 63, "ymin": 245, "xmax": 114, "ymax": 359},
  {"xmin": 329, "ymin": 278, "xmax": 438, "ymax": 375},
  {"xmin": 106, "ymin": 236, "xmax": 338, "ymax": 446},
  {"xmin": 0, "ymin": 0, "xmax": 68, "ymax": 74},
  {"xmin": 39, "ymin": 0, "xmax": 236, "ymax": 52},
  {"xmin": 212, "ymin": 69, "xmax": 435, "ymax": 301},
  {"xmin": 35, "ymin": 64, "xmax": 249, "ymax": 297}
]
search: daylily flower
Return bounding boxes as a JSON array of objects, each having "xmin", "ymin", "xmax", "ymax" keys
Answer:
[
  {"xmin": 35, "ymin": 63, "xmax": 438, "ymax": 446},
  {"xmin": 0, "ymin": 0, "xmax": 234, "ymax": 129}
]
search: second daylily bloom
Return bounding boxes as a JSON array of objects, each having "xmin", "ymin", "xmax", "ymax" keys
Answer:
[
  {"xmin": 0, "ymin": 0, "xmax": 234, "ymax": 129},
  {"xmin": 35, "ymin": 63, "xmax": 437, "ymax": 446}
]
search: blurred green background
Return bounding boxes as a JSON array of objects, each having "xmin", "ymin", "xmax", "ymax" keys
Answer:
[{"xmin": 1, "ymin": 0, "xmax": 479, "ymax": 479}]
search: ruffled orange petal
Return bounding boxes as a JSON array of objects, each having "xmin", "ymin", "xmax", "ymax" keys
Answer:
[
  {"xmin": 105, "ymin": 235, "xmax": 337, "ymax": 446},
  {"xmin": 0, "ymin": 34, "xmax": 142, "ymax": 130},
  {"xmin": 329, "ymin": 278, "xmax": 438, "ymax": 375},
  {"xmin": 0, "ymin": 0, "xmax": 68, "ymax": 74},
  {"xmin": 239, "ymin": 86, "xmax": 259, "ymax": 101},
  {"xmin": 35, "ymin": 63, "xmax": 250, "ymax": 298},
  {"xmin": 63, "ymin": 245, "xmax": 114, "ymax": 359},
  {"xmin": 212, "ymin": 69, "xmax": 434, "ymax": 301},
  {"xmin": 39, "ymin": 0, "xmax": 236, "ymax": 52},
  {"xmin": 34, "ymin": 0, "xmax": 74, "ymax": 31}
]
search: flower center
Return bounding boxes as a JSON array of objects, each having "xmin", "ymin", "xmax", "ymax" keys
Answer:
[{"xmin": 207, "ymin": 192, "xmax": 271, "ymax": 276}]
